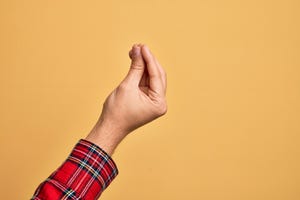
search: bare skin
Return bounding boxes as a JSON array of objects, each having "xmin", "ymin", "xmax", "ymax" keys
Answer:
[{"xmin": 85, "ymin": 44, "xmax": 167, "ymax": 155}]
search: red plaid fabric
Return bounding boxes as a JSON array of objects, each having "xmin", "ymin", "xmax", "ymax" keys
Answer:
[{"xmin": 31, "ymin": 139, "xmax": 118, "ymax": 200}]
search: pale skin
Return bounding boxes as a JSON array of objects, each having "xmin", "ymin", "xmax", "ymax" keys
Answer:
[{"xmin": 85, "ymin": 44, "xmax": 167, "ymax": 155}]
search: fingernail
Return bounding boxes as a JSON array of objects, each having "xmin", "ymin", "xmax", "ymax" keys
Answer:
[{"xmin": 132, "ymin": 46, "xmax": 141, "ymax": 57}]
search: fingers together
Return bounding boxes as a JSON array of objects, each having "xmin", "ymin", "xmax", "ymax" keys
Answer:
[{"xmin": 128, "ymin": 44, "xmax": 166, "ymax": 96}]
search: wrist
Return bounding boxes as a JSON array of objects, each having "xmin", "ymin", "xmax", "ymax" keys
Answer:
[{"xmin": 85, "ymin": 117, "xmax": 126, "ymax": 156}]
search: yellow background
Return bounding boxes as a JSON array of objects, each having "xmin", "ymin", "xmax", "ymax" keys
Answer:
[{"xmin": 0, "ymin": 0, "xmax": 299, "ymax": 199}]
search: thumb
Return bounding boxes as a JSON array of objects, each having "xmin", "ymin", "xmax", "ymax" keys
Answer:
[{"xmin": 124, "ymin": 44, "xmax": 145, "ymax": 85}]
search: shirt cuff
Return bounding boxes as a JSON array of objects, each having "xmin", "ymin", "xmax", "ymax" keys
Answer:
[{"xmin": 50, "ymin": 139, "xmax": 118, "ymax": 199}]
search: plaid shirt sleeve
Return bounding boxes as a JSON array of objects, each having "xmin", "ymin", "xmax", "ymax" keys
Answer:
[{"xmin": 31, "ymin": 139, "xmax": 118, "ymax": 200}]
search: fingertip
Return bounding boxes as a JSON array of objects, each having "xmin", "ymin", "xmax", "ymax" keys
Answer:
[
  {"xmin": 141, "ymin": 44, "xmax": 147, "ymax": 50},
  {"xmin": 141, "ymin": 44, "xmax": 153, "ymax": 61},
  {"xmin": 129, "ymin": 45, "xmax": 142, "ymax": 59},
  {"xmin": 129, "ymin": 44, "xmax": 137, "ymax": 59},
  {"xmin": 131, "ymin": 43, "xmax": 143, "ymax": 50}
]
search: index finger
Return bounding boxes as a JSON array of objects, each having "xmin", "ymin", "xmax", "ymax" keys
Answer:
[{"xmin": 141, "ymin": 45, "xmax": 165, "ymax": 95}]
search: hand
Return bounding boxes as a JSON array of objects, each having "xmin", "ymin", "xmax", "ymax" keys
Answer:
[{"xmin": 86, "ymin": 44, "xmax": 167, "ymax": 155}]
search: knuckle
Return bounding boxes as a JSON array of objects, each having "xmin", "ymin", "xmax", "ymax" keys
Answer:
[
  {"xmin": 155, "ymin": 100, "xmax": 168, "ymax": 116},
  {"xmin": 158, "ymin": 65, "xmax": 166, "ymax": 78},
  {"xmin": 118, "ymin": 82, "xmax": 128, "ymax": 91},
  {"xmin": 131, "ymin": 63, "xmax": 144, "ymax": 70}
]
